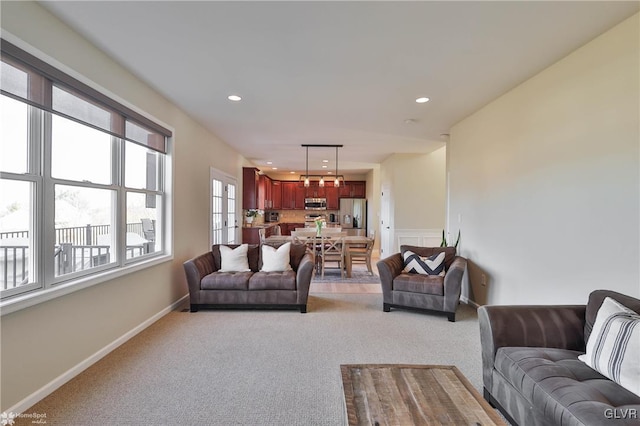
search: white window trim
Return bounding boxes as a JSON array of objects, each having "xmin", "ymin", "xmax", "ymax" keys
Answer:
[{"xmin": 0, "ymin": 34, "xmax": 175, "ymax": 315}]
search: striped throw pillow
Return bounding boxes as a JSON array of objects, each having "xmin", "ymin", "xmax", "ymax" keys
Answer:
[
  {"xmin": 402, "ymin": 251, "xmax": 446, "ymax": 276},
  {"xmin": 578, "ymin": 297, "xmax": 640, "ymax": 397}
]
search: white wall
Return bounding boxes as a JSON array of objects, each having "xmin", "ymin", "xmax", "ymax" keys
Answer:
[
  {"xmin": 447, "ymin": 14, "xmax": 640, "ymax": 305},
  {"xmin": 0, "ymin": 2, "xmax": 245, "ymax": 411},
  {"xmin": 380, "ymin": 148, "xmax": 447, "ymax": 253}
]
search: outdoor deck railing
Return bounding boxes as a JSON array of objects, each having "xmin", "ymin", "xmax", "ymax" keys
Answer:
[
  {"xmin": 0, "ymin": 223, "xmax": 145, "ymax": 244},
  {"xmin": 1, "ymin": 246, "xmax": 28, "ymax": 290},
  {"xmin": 1, "ymin": 222, "xmax": 152, "ymax": 291}
]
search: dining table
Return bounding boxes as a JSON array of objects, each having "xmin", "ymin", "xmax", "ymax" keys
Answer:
[{"xmin": 264, "ymin": 234, "xmax": 372, "ymax": 278}]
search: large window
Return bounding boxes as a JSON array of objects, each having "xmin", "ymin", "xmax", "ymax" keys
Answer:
[{"xmin": 0, "ymin": 40, "xmax": 172, "ymax": 303}]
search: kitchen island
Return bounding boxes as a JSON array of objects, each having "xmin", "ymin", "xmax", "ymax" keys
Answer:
[{"xmin": 241, "ymin": 223, "xmax": 279, "ymax": 244}]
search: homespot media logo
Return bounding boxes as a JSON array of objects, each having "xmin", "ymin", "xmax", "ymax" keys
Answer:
[
  {"xmin": 1, "ymin": 411, "xmax": 47, "ymax": 425},
  {"xmin": 604, "ymin": 408, "xmax": 638, "ymax": 420}
]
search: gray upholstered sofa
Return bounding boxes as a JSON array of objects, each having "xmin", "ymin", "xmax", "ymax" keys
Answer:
[
  {"xmin": 479, "ymin": 290, "xmax": 640, "ymax": 425},
  {"xmin": 376, "ymin": 245, "xmax": 467, "ymax": 322},
  {"xmin": 183, "ymin": 242, "xmax": 314, "ymax": 313}
]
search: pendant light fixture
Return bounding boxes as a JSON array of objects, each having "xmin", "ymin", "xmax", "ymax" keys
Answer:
[
  {"xmin": 334, "ymin": 146, "xmax": 340, "ymax": 188},
  {"xmin": 299, "ymin": 144, "xmax": 344, "ymax": 186},
  {"xmin": 304, "ymin": 145, "xmax": 310, "ymax": 187}
]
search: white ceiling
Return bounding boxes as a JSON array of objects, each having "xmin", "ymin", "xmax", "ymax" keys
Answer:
[{"xmin": 40, "ymin": 1, "xmax": 638, "ymax": 176}]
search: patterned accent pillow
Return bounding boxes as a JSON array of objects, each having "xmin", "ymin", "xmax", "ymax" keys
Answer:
[
  {"xmin": 402, "ymin": 251, "xmax": 446, "ymax": 276},
  {"xmin": 578, "ymin": 297, "xmax": 640, "ymax": 397},
  {"xmin": 219, "ymin": 244, "xmax": 250, "ymax": 272}
]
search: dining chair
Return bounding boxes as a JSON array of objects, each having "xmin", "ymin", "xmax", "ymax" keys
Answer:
[
  {"xmin": 319, "ymin": 235, "xmax": 345, "ymax": 278},
  {"xmin": 141, "ymin": 218, "xmax": 155, "ymax": 241},
  {"xmin": 346, "ymin": 230, "xmax": 375, "ymax": 275},
  {"xmin": 292, "ymin": 230, "xmax": 321, "ymax": 273},
  {"xmin": 291, "ymin": 230, "xmax": 317, "ymax": 240}
]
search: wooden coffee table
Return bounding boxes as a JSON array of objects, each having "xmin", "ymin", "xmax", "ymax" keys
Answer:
[{"xmin": 340, "ymin": 364, "xmax": 506, "ymax": 426}]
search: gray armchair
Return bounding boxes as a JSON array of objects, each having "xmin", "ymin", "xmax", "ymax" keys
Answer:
[{"xmin": 376, "ymin": 245, "xmax": 467, "ymax": 322}]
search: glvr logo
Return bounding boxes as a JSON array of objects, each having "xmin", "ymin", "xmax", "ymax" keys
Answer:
[{"xmin": 604, "ymin": 408, "xmax": 638, "ymax": 419}]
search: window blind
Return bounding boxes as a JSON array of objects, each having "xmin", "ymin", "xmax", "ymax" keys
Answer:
[{"xmin": 1, "ymin": 39, "xmax": 171, "ymax": 153}]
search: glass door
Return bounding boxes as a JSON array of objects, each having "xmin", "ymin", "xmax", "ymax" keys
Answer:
[{"xmin": 211, "ymin": 169, "xmax": 238, "ymax": 245}]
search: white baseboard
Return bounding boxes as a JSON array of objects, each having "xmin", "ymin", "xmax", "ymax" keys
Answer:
[
  {"xmin": 461, "ymin": 295, "xmax": 480, "ymax": 309},
  {"xmin": 4, "ymin": 294, "xmax": 189, "ymax": 416}
]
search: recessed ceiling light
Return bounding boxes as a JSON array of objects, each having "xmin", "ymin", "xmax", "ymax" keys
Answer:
[
  {"xmin": 415, "ymin": 97, "xmax": 430, "ymax": 103},
  {"xmin": 227, "ymin": 95, "xmax": 242, "ymax": 101},
  {"xmin": 290, "ymin": 171, "xmax": 295, "ymax": 174},
  {"xmin": 272, "ymin": 167, "xmax": 278, "ymax": 170},
  {"xmin": 327, "ymin": 171, "xmax": 333, "ymax": 175},
  {"xmin": 322, "ymin": 159, "xmax": 329, "ymax": 163},
  {"xmin": 322, "ymin": 165, "xmax": 328, "ymax": 168},
  {"xmin": 266, "ymin": 161, "xmax": 273, "ymax": 165}
]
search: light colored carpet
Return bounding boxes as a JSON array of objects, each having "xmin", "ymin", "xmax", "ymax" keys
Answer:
[{"xmin": 17, "ymin": 295, "xmax": 485, "ymax": 426}]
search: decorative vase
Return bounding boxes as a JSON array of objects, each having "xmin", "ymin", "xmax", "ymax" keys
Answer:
[
  {"xmin": 246, "ymin": 216, "xmax": 254, "ymax": 226},
  {"xmin": 316, "ymin": 223, "xmax": 322, "ymax": 237}
]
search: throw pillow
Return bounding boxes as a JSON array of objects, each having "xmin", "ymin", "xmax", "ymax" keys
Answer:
[
  {"xmin": 578, "ymin": 297, "xmax": 640, "ymax": 397},
  {"xmin": 219, "ymin": 244, "xmax": 250, "ymax": 272},
  {"xmin": 260, "ymin": 242, "xmax": 293, "ymax": 272},
  {"xmin": 402, "ymin": 251, "xmax": 446, "ymax": 276}
]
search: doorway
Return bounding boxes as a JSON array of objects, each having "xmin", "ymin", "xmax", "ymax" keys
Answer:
[
  {"xmin": 380, "ymin": 183, "xmax": 392, "ymax": 256},
  {"xmin": 210, "ymin": 169, "xmax": 238, "ymax": 245}
]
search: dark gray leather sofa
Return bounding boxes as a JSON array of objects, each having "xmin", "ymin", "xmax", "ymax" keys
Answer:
[
  {"xmin": 376, "ymin": 245, "xmax": 467, "ymax": 321},
  {"xmin": 479, "ymin": 290, "xmax": 640, "ymax": 425},
  {"xmin": 183, "ymin": 242, "xmax": 314, "ymax": 313}
]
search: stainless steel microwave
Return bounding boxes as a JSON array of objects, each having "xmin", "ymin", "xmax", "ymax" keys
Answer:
[
  {"xmin": 304, "ymin": 198, "xmax": 327, "ymax": 210},
  {"xmin": 264, "ymin": 211, "xmax": 280, "ymax": 222}
]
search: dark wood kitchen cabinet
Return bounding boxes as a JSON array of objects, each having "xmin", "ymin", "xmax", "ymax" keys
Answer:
[
  {"xmin": 242, "ymin": 224, "xmax": 278, "ymax": 244},
  {"xmin": 258, "ymin": 174, "xmax": 274, "ymax": 210},
  {"xmin": 325, "ymin": 183, "xmax": 339, "ymax": 209},
  {"xmin": 271, "ymin": 180, "xmax": 282, "ymax": 209},
  {"xmin": 242, "ymin": 167, "xmax": 260, "ymax": 209},
  {"xmin": 245, "ymin": 168, "xmax": 280, "ymax": 210},
  {"xmin": 244, "ymin": 170, "xmax": 365, "ymax": 212},
  {"xmin": 281, "ymin": 181, "xmax": 305, "ymax": 210},
  {"xmin": 339, "ymin": 181, "xmax": 366, "ymax": 198},
  {"xmin": 305, "ymin": 182, "xmax": 326, "ymax": 198},
  {"xmin": 349, "ymin": 181, "xmax": 366, "ymax": 198},
  {"xmin": 280, "ymin": 222, "xmax": 304, "ymax": 236}
]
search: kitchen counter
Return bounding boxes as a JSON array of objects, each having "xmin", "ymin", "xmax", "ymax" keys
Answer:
[
  {"xmin": 241, "ymin": 222, "xmax": 308, "ymax": 243},
  {"xmin": 242, "ymin": 223, "xmax": 281, "ymax": 244}
]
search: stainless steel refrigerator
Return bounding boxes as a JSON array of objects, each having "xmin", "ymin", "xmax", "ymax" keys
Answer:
[{"xmin": 339, "ymin": 198, "xmax": 367, "ymax": 236}]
